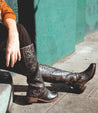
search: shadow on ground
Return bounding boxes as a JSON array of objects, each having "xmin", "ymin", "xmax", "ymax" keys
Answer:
[{"xmin": 13, "ymin": 83, "xmax": 82, "ymax": 105}]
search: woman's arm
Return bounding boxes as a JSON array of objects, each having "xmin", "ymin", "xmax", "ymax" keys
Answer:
[
  {"xmin": 1, "ymin": 0, "xmax": 21, "ymax": 67},
  {"xmin": 4, "ymin": 18, "xmax": 21, "ymax": 67}
]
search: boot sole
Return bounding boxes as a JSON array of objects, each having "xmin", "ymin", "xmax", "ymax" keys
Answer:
[
  {"xmin": 26, "ymin": 95, "xmax": 59, "ymax": 103},
  {"xmin": 73, "ymin": 84, "xmax": 86, "ymax": 93}
]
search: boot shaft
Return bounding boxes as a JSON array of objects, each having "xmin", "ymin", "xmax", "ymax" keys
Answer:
[{"xmin": 20, "ymin": 44, "xmax": 44, "ymax": 88}]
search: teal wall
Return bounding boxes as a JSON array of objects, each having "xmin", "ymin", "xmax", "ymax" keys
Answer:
[
  {"xmin": 5, "ymin": 0, "xmax": 98, "ymax": 65},
  {"xmin": 76, "ymin": 0, "xmax": 86, "ymax": 43},
  {"xmin": 34, "ymin": 0, "xmax": 77, "ymax": 65},
  {"xmin": 85, "ymin": 0, "xmax": 98, "ymax": 35}
]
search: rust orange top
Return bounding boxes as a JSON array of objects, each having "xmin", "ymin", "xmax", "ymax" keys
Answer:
[{"xmin": 0, "ymin": 0, "xmax": 16, "ymax": 22}]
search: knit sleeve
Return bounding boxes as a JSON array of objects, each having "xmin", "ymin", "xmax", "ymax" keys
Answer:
[{"xmin": 1, "ymin": 0, "xmax": 16, "ymax": 22}]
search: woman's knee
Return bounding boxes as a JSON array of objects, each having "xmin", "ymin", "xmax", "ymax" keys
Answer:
[
  {"xmin": 17, "ymin": 23, "xmax": 25, "ymax": 31},
  {"xmin": 16, "ymin": 23, "xmax": 32, "ymax": 48}
]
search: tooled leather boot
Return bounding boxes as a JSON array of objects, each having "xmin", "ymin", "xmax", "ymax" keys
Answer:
[
  {"xmin": 20, "ymin": 44, "xmax": 58, "ymax": 103},
  {"xmin": 39, "ymin": 63, "xmax": 96, "ymax": 93}
]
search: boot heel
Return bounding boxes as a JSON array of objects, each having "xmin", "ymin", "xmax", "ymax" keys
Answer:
[
  {"xmin": 73, "ymin": 84, "xmax": 86, "ymax": 94},
  {"xmin": 26, "ymin": 97, "xmax": 38, "ymax": 103}
]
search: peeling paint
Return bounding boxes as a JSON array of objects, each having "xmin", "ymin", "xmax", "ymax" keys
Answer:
[{"xmin": 85, "ymin": 0, "xmax": 98, "ymax": 34}]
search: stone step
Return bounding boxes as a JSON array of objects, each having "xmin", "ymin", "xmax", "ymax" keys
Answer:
[
  {"xmin": 0, "ymin": 84, "xmax": 13, "ymax": 113},
  {"xmin": 0, "ymin": 70, "xmax": 13, "ymax": 113}
]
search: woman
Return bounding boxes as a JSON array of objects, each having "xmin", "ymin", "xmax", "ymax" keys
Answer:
[{"xmin": 0, "ymin": 0, "xmax": 96, "ymax": 103}]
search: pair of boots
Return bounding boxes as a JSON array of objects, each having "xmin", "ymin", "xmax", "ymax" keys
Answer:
[{"xmin": 19, "ymin": 43, "xmax": 96, "ymax": 103}]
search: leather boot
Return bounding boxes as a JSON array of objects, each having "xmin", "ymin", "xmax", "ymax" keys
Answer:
[
  {"xmin": 39, "ymin": 63, "xmax": 96, "ymax": 93},
  {"xmin": 20, "ymin": 44, "xmax": 58, "ymax": 103}
]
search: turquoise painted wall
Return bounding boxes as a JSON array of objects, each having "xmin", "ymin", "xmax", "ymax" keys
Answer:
[
  {"xmin": 5, "ymin": 0, "xmax": 98, "ymax": 65},
  {"xmin": 85, "ymin": 0, "xmax": 98, "ymax": 35},
  {"xmin": 76, "ymin": 0, "xmax": 86, "ymax": 43},
  {"xmin": 34, "ymin": 0, "xmax": 77, "ymax": 65}
]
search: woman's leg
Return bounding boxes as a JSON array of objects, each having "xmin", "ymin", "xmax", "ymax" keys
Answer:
[
  {"xmin": 0, "ymin": 23, "xmax": 58, "ymax": 103},
  {"xmin": 17, "ymin": 24, "xmax": 96, "ymax": 93},
  {"xmin": 16, "ymin": 24, "xmax": 96, "ymax": 93},
  {"xmin": 39, "ymin": 63, "xmax": 96, "ymax": 93},
  {"xmin": 0, "ymin": 23, "xmax": 96, "ymax": 94}
]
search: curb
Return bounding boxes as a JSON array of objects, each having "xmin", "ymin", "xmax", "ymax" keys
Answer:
[{"xmin": 0, "ymin": 70, "xmax": 13, "ymax": 113}]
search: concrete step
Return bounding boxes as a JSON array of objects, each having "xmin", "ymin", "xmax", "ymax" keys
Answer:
[
  {"xmin": 0, "ymin": 84, "xmax": 13, "ymax": 113},
  {"xmin": 0, "ymin": 70, "xmax": 13, "ymax": 113}
]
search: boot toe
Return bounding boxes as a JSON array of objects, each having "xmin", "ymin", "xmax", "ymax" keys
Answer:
[
  {"xmin": 89, "ymin": 63, "xmax": 96, "ymax": 79},
  {"xmin": 39, "ymin": 87, "xmax": 58, "ymax": 102},
  {"xmin": 46, "ymin": 88, "xmax": 58, "ymax": 100},
  {"xmin": 84, "ymin": 63, "xmax": 96, "ymax": 80},
  {"xmin": 79, "ymin": 63, "xmax": 96, "ymax": 81}
]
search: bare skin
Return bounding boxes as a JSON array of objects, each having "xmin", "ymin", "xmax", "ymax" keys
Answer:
[{"xmin": 3, "ymin": 18, "xmax": 21, "ymax": 67}]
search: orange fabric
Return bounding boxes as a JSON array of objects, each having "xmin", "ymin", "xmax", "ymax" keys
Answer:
[{"xmin": 0, "ymin": 0, "xmax": 16, "ymax": 22}]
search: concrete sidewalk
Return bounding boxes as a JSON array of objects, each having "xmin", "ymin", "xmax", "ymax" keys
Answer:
[{"xmin": 11, "ymin": 32, "xmax": 98, "ymax": 113}]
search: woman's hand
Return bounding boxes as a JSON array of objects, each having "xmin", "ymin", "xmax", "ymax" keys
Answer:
[
  {"xmin": 6, "ymin": 31, "xmax": 21, "ymax": 67},
  {"xmin": 3, "ymin": 18, "xmax": 21, "ymax": 67}
]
